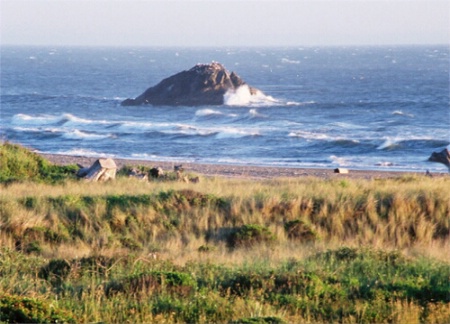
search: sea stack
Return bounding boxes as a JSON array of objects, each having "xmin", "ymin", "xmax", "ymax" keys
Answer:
[{"xmin": 121, "ymin": 62, "xmax": 262, "ymax": 106}]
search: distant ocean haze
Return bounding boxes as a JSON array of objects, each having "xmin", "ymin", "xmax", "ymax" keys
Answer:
[{"xmin": 1, "ymin": 46, "xmax": 449, "ymax": 172}]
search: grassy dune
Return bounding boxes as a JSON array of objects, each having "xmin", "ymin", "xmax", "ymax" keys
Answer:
[{"xmin": 1, "ymin": 143, "xmax": 449, "ymax": 323}]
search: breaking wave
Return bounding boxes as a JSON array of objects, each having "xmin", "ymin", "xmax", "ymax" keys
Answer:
[{"xmin": 224, "ymin": 85, "xmax": 279, "ymax": 107}]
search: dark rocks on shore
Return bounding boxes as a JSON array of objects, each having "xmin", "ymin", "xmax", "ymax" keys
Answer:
[
  {"xmin": 428, "ymin": 148, "xmax": 450, "ymax": 171},
  {"xmin": 121, "ymin": 62, "xmax": 261, "ymax": 106}
]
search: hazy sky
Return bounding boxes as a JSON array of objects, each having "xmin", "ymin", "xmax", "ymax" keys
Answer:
[{"xmin": 1, "ymin": 0, "xmax": 449, "ymax": 47}]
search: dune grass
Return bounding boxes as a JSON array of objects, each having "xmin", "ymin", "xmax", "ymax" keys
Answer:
[{"xmin": 0, "ymin": 143, "xmax": 449, "ymax": 323}]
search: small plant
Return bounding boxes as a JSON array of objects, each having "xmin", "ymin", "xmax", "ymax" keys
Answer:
[
  {"xmin": 39, "ymin": 259, "xmax": 72, "ymax": 285},
  {"xmin": 120, "ymin": 236, "xmax": 142, "ymax": 250},
  {"xmin": 106, "ymin": 271, "xmax": 197, "ymax": 297},
  {"xmin": 229, "ymin": 316, "xmax": 286, "ymax": 324},
  {"xmin": 284, "ymin": 219, "xmax": 317, "ymax": 242},
  {"xmin": 24, "ymin": 241, "xmax": 43, "ymax": 254},
  {"xmin": 198, "ymin": 244, "xmax": 217, "ymax": 253},
  {"xmin": 228, "ymin": 224, "xmax": 276, "ymax": 248},
  {"xmin": 0, "ymin": 295, "xmax": 77, "ymax": 323}
]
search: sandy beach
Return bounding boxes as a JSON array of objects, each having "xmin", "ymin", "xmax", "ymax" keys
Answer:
[{"xmin": 41, "ymin": 153, "xmax": 446, "ymax": 180}]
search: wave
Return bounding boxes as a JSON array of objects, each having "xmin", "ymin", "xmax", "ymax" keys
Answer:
[
  {"xmin": 12, "ymin": 113, "xmax": 62, "ymax": 125},
  {"xmin": 377, "ymin": 137, "xmax": 448, "ymax": 150},
  {"xmin": 142, "ymin": 125, "xmax": 259, "ymax": 139},
  {"xmin": 54, "ymin": 148, "xmax": 111, "ymax": 157},
  {"xmin": 195, "ymin": 109, "xmax": 238, "ymax": 118},
  {"xmin": 281, "ymin": 58, "xmax": 300, "ymax": 64},
  {"xmin": 130, "ymin": 153, "xmax": 196, "ymax": 163},
  {"xmin": 392, "ymin": 110, "xmax": 415, "ymax": 118},
  {"xmin": 223, "ymin": 85, "xmax": 279, "ymax": 107},
  {"xmin": 11, "ymin": 113, "xmax": 114, "ymax": 127},
  {"xmin": 215, "ymin": 127, "xmax": 260, "ymax": 139},
  {"xmin": 62, "ymin": 130, "xmax": 113, "ymax": 141},
  {"xmin": 288, "ymin": 130, "xmax": 331, "ymax": 141}
]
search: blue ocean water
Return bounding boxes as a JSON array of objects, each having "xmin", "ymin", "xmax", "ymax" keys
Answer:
[{"xmin": 1, "ymin": 46, "xmax": 449, "ymax": 172}]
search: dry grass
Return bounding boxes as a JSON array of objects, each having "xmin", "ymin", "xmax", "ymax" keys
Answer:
[{"xmin": 1, "ymin": 174, "xmax": 449, "ymax": 263}]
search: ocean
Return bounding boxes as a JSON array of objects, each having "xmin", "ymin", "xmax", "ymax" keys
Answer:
[{"xmin": 1, "ymin": 45, "xmax": 449, "ymax": 172}]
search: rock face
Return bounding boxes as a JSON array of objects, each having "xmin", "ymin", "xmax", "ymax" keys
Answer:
[
  {"xmin": 121, "ymin": 62, "xmax": 260, "ymax": 106},
  {"xmin": 428, "ymin": 148, "xmax": 450, "ymax": 171}
]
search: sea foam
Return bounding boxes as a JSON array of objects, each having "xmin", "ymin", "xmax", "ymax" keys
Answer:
[{"xmin": 224, "ymin": 85, "xmax": 278, "ymax": 107}]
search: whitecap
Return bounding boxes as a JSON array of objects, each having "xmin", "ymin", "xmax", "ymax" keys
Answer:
[
  {"xmin": 248, "ymin": 109, "xmax": 267, "ymax": 118},
  {"xmin": 54, "ymin": 149, "xmax": 110, "ymax": 157},
  {"xmin": 12, "ymin": 114, "xmax": 61, "ymax": 125},
  {"xmin": 62, "ymin": 130, "xmax": 113, "ymax": 141},
  {"xmin": 288, "ymin": 131, "xmax": 329, "ymax": 140},
  {"xmin": 392, "ymin": 110, "xmax": 415, "ymax": 118},
  {"xmin": 195, "ymin": 109, "xmax": 224, "ymax": 117},
  {"xmin": 224, "ymin": 85, "xmax": 279, "ymax": 107},
  {"xmin": 377, "ymin": 138, "xmax": 399, "ymax": 150},
  {"xmin": 215, "ymin": 128, "xmax": 260, "ymax": 139},
  {"xmin": 173, "ymin": 125, "xmax": 214, "ymax": 136},
  {"xmin": 281, "ymin": 58, "xmax": 300, "ymax": 64}
]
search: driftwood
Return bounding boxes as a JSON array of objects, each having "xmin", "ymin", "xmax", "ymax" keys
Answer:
[
  {"xmin": 128, "ymin": 168, "xmax": 148, "ymax": 181},
  {"xmin": 77, "ymin": 158, "xmax": 117, "ymax": 182},
  {"xmin": 149, "ymin": 167, "xmax": 164, "ymax": 178}
]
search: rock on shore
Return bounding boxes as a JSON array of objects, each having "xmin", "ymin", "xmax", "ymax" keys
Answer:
[
  {"xmin": 428, "ymin": 148, "xmax": 450, "ymax": 171},
  {"xmin": 121, "ymin": 62, "xmax": 261, "ymax": 106}
]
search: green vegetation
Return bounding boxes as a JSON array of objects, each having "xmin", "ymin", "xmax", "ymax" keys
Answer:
[
  {"xmin": 0, "ymin": 143, "xmax": 77, "ymax": 183},
  {"xmin": 228, "ymin": 224, "xmax": 276, "ymax": 248},
  {"xmin": 0, "ymin": 144, "xmax": 449, "ymax": 323},
  {"xmin": 0, "ymin": 295, "xmax": 77, "ymax": 323}
]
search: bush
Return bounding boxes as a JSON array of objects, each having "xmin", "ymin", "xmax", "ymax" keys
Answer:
[
  {"xmin": 106, "ymin": 271, "xmax": 197, "ymax": 297},
  {"xmin": 229, "ymin": 316, "xmax": 286, "ymax": 324},
  {"xmin": 0, "ymin": 143, "xmax": 77, "ymax": 183},
  {"xmin": 228, "ymin": 224, "xmax": 276, "ymax": 248},
  {"xmin": 0, "ymin": 295, "xmax": 77, "ymax": 323},
  {"xmin": 38, "ymin": 259, "xmax": 72, "ymax": 285},
  {"xmin": 198, "ymin": 245, "xmax": 217, "ymax": 253},
  {"xmin": 284, "ymin": 219, "xmax": 317, "ymax": 242}
]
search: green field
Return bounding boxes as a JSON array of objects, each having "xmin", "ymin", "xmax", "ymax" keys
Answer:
[{"xmin": 1, "ymin": 143, "xmax": 449, "ymax": 323}]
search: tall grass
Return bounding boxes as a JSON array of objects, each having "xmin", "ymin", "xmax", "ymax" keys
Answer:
[{"xmin": 2, "ymin": 175, "xmax": 448, "ymax": 260}]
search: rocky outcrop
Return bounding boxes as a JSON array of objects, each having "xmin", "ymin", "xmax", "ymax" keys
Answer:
[
  {"xmin": 428, "ymin": 148, "xmax": 450, "ymax": 171},
  {"xmin": 121, "ymin": 62, "xmax": 261, "ymax": 106}
]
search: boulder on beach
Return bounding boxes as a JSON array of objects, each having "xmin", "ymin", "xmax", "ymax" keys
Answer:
[
  {"xmin": 428, "ymin": 148, "xmax": 450, "ymax": 171},
  {"xmin": 77, "ymin": 158, "xmax": 117, "ymax": 182},
  {"xmin": 121, "ymin": 62, "xmax": 262, "ymax": 106}
]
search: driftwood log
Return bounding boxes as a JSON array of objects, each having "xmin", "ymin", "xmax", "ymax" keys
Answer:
[{"xmin": 77, "ymin": 158, "xmax": 117, "ymax": 182}]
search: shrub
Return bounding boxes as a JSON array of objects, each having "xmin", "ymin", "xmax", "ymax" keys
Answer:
[
  {"xmin": 106, "ymin": 271, "xmax": 197, "ymax": 297},
  {"xmin": 24, "ymin": 241, "xmax": 43, "ymax": 254},
  {"xmin": 0, "ymin": 295, "xmax": 77, "ymax": 323},
  {"xmin": 38, "ymin": 259, "xmax": 72, "ymax": 285},
  {"xmin": 229, "ymin": 316, "xmax": 286, "ymax": 324},
  {"xmin": 221, "ymin": 272, "xmax": 266, "ymax": 296},
  {"xmin": 0, "ymin": 143, "xmax": 77, "ymax": 183},
  {"xmin": 284, "ymin": 219, "xmax": 317, "ymax": 242},
  {"xmin": 198, "ymin": 245, "xmax": 217, "ymax": 253},
  {"xmin": 228, "ymin": 224, "xmax": 276, "ymax": 248}
]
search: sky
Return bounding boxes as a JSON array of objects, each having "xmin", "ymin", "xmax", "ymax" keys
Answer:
[{"xmin": 1, "ymin": 0, "xmax": 449, "ymax": 47}]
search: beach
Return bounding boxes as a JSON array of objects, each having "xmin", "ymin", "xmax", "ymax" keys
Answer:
[{"xmin": 41, "ymin": 153, "xmax": 445, "ymax": 180}]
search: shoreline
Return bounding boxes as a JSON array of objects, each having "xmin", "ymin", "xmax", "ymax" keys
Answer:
[{"xmin": 41, "ymin": 153, "xmax": 446, "ymax": 180}]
